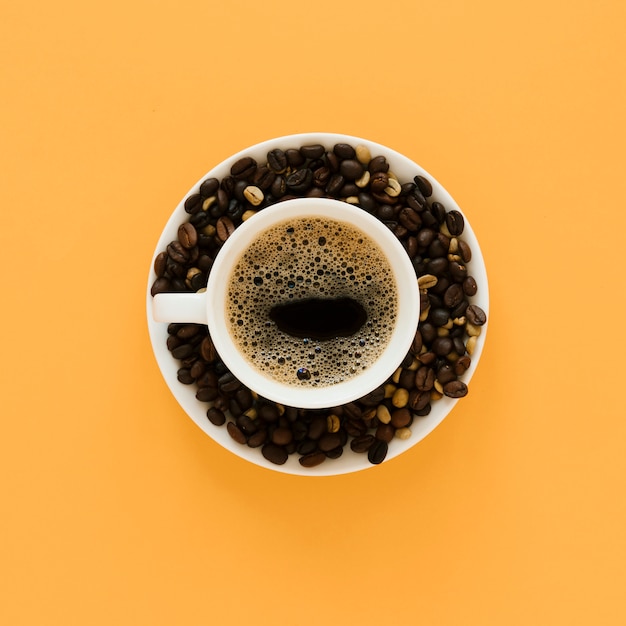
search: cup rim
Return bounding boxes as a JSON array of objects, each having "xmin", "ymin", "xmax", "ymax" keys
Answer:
[
  {"xmin": 146, "ymin": 132, "xmax": 490, "ymax": 476},
  {"xmin": 204, "ymin": 197, "xmax": 421, "ymax": 409}
]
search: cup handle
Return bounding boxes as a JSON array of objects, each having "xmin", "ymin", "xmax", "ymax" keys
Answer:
[{"xmin": 152, "ymin": 292, "xmax": 208, "ymax": 324}]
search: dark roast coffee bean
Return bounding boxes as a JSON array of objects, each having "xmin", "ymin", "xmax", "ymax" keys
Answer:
[
  {"xmin": 325, "ymin": 173, "xmax": 345, "ymax": 196},
  {"xmin": 415, "ymin": 365, "xmax": 435, "ymax": 391},
  {"xmin": 350, "ymin": 434, "xmax": 375, "ymax": 453},
  {"xmin": 458, "ymin": 240, "xmax": 472, "ymax": 263},
  {"xmin": 247, "ymin": 430, "xmax": 267, "ymax": 448},
  {"xmin": 463, "ymin": 276, "xmax": 478, "ymax": 297},
  {"xmin": 177, "ymin": 368, "xmax": 194, "ymax": 384},
  {"xmin": 367, "ymin": 439, "xmax": 388, "ymax": 464},
  {"xmin": 267, "ymin": 148, "xmax": 288, "ymax": 173},
  {"xmin": 252, "ymin": 165, "xmax": 275, "ymax": 190},
  {"xmin": 437, "ymin": 363, "xmax": 457, "ymax": 385},
  {"xmin": 407, "ymin": 191, "xmax": 426, "ymax": 212},
  {"xmin": 151, "ymin": 276, "xmax": 170, "ymax": 296},
  {"xmin": 427, "ymin": 257, "xmax": 449, "ymax": 276},
  {"xmin": 325, "ymin": 446, "xmax": 344, "ymax": 460},
  {"xmin": 318, "ymin": 432, "xmax": 342, "ymax": 452},
  {"xmin": 297, "ymin": 439, "xmax": 318, "ymax": 455},
  {"xmin": 176, "ymin": 324, "xmax": 201, "ymax": 339},
  {"xmin": 454, "ymin": 355, "xmax": 472, "ymax": 376},
  {"xmin": 333, "ymin": 143, "xmax": 356, "ymax": 159},
  {"xmin": 339, "ymin": 159, "xmax": 364, "ymax": 181},
  {"xmin": 370, "ymin": 171, "xmax": 389, "ymax": 193},
  {"xmin": 368, "ymin": 155, "xmax": 389, "ymax": 173},
  {"xmin": 452, "ymin": 336, "xmax": 466, "ymax": 357},
  {"xmin": 199, "ymin": 177, "xmax": 219, "ymax": 198},
  {"xmin": 444, "ymin": 283, "xmax": 465, "ymax": 308},
  {"xmin": 409, "ymin": 389, "xmax": 431, "ymax": 411},
  {"xmin": 429, "ymin": 307, "xmax": 450, "ymax": 327},
  {"xmin": 390, "ymin": 407, "xmax": 411, "ymax": 428},
  {"xmin": 286, "ymin": 168, "xmax": 313, "ymax": 193},
  {"xmin": 375, "ymin": 423, "xmax": 395, "ymax": 443},
  {"xmin": 170, "ymin": 343, "xmax": 194, "ymax": 360},
  {"xmin": 285, "ymin": 148, "xmax": 305, "ymax": 167},
  {"xmin": 449, "ymin": 261, "xmax": 467, "ymax": 282},
  {"xmin": 184, "ymin": 193, "xmax": 203, "ymax": 214},
  {"xmin": 399, "ymin": 207, "xmax": 421, "ymax": 231},
  {"xmin": 227, "ymin": 421, "xmax": 247, "ymax": 444},
  {"xmin": 445, "ymin": 210, "xmax": 465, "ymax": 236},
  {"xmin": 300, "ymin": 144, "xmax": 325, "ymax": 160},
  {"xmin": 443, "ymin": 380, "xmax": 468, "ymax": 398},
  {"xmin": 207, "ymin": 407, "xmax": 226, "ymax": 426},
  {"xmin": 258, "ymin": 403, "xmax": 280, "ymax": 423},
  {"xmin": 413, "ymin": 175, "xmax": 433, "ymax": 197},
  {"xmin": 312, "ymin": 166, "xmax": 331, "ymax": 188},
  {"xmin": 272, "ymin": 427, "xmax": 293, "ymax": 446},
  {"xmin": 432, "ymin": 336, "xmax": 454, "ymax": 357},
  {"xmin": 466, "ymin": 304, "xmax": 487, "ymax": 326},
  {"xmin": 167, "ymin": 240, "xmax": 189, "ymax": 264},
  {"xmin": 216, "ymin": 188, "xmax": 229, "ymax": 212},
  {"xmin": 430, "ymin": 201, "xmax": 446, "ymax": 224},
  {"xmin": 236, "ymin": 414, "xmax": 258, "ymax": 435},
  {"xmin": 270, "ymin": 175, "xmax": 287, "ymax": 198},
  {"xmin": 231, "ymin": 156, "xmax": 257, "ymax": 180},
  {"xmin": 262, "ymin": 443, "xmax": 288, "ymax": 465},
  {"xmin": 299, "ymin": 451, "xmax": 326, "ymax": 467}
]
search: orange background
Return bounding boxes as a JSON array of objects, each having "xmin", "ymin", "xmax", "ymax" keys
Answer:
[{"xmin": 2, "ymin": 1, "xmax": 625, "ymax": 624}]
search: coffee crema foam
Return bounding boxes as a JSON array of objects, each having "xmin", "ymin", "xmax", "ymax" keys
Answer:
[{"xmin": 227, "ymin": 217, "xmax": 398, "ymax": 387}]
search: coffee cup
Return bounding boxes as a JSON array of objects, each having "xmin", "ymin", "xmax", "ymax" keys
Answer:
[{"xmin": 152, "ymin": 197, "xmax": 420, "ymax": 409}]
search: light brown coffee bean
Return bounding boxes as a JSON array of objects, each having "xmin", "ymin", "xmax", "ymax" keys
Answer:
[{"xmin": 216, "ymin": 216, "xmax": 235, "ymax": 242}]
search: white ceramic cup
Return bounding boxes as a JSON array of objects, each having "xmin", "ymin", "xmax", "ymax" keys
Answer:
[
  {"xmin": 146, "ymin": 132, "xmax": 489, "ymax": 475},
  {"xmin": 152, "ymin": 198, "xmax": 420, "ymax": 409}
]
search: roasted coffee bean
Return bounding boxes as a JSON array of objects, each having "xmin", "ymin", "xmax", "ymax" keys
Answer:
[
  {"xmin": 427, "ymin": 257, "xmax": 449, "ymax": 276},
  {"xmin": 297, "ymin": 439, "xmax": 318, "ymax": 455},
  {"xmin": 176, "ymin": 324, "xmax": 201, "ymax": 339},
  {"xmin": 151, "ymin": 276, "xmax": 170, "ymax": 296},
  {"xmin": 339, "ymin": 159, "xmax": 364, "ymax": 181},
  {"xmin": 449, "ymin": 260, "xmax": 467, "ymax": 282},
  {"xmin": 443, "ymin": 380, "xmax": 468, "ymax": 398},
  {"xmin": 178, "ymin": 222, "xmax": 198, "ymax": 249},
  {"xmin": 184, "ymin": 193, "xmax": 203, "ymax": 214},
  {"xmin": 227, "ymin": 421, "xmax": 247, "ymax": 444},
  {"xmin": 218, "ymin": 372, "xmax": 242, "ymax": 393},
  {"xmin": 458, "ymin": 239, "xmax": 472, "ymax": 263},
  {"xmin": 370, "ymin": 171, "xmax": 389, "ymax": 193},
  {"xmin": 154, "ymin": 251, "xmax": 168, "ymax": 277},
  {"xmin": 300, "ymin": 144, "xmax": 325, "ymax": 160},
  {"xmin": 437, "ymin": 364, "xmax": 457, "ymax": 385},
  {"xmin": 344, "ymin": 419, "xmax": 367, "ymax": 437},
  {"xmin": 312, "ymin": 166, "xmax": 331, "ymax": 187},
  {"xmin": 444, "ymin": 283, "xmax": 465, "ymax": 308},
  {"xmin": 429, "ymin": 307, "xmax": 450, "ymax": 327},
  {"xmin": 368, "ymin": 439, "xmax": 388, "ymax": 464},
  {"xmin": 216, "ymin": 216, "xmax": 235, "ymax": 242},
  {"xmin": 299, "ymin": 451, "xmax": 326, "ymax": 467},
  {"xmin": 236, "ymin": 414, "xmax": 258, "ymax": 435},
  {"xmin": 286, "ymin": 168, "xmax": 313, "ymax": 193},
  {"xmin": 399, "ymin": 206, "xmax": 421, "ymax": 231},
  {"xmin": 432, "ymin": 336, "xmax": 454, "ymax": 357},
  {"xmin": 262, "ymin": 443, "xmax": 288, "ymax": 465},
  {"xmin": 231, "ymin": 156, "xmax": 257, "ymax": 180},
  {"xmin": 390, "ymin": 407, "xmax": 411, "ymax": 428},
  {"xmin": 206, "ymin": 407, "xmax": 226, "ymax": 426},
  {"xmin": 350, "ymin": 434, "xmax": 375, "ymax": 453},
  {"xmin": 258, "ymin": 403, "xmax": 280, "ymax": 423},
  {"xmin": 375, "ymin": 423, "xmax": 395, "ymax": 443},
  {"xmin": 199, "ymin": 177, "xmax": 219, "ymax": 198},
  {"xmin": 415, "ymin": 365, "xmax": 435, "ymax": 391},
  {"xmin": 318, "ymin": 432, "xmax": 342, "ymax": 452},
  {"xmin": 445, "ymin": 210, "xmax": 465, "ymax": 236},
  {"xmin": 368, "ymin": 155, "xmax": 389, "ymax": 173},
  {"xmin": 409, "ymin": 389, "xmax": 431, "ymax": 411},
  {"xmin": 285, "ymin": 148, "xmax": 305, "ymax": 167},
  {"xmin": 333, "ymin": 143, "xmax": 356, "ymax": 159},
  {"xmin": 170, "ymin": 343, "xmax": 194, "ymax": 360},
  {"xmin": 271, "ymin": 427, "xmax": 293, "ymax": 446},
  {"xmin": 252, "ymin": 166, "xmax": 275, "ymax": 190},
  {"xmin": 454, "ymin": 355, "xmax": 472, "ymax": 376},
  {"xmin": 267, "ymin": 148, "xmax": 288, "ymax": 173},
  {"xmin": 167, "ymin": 240, "xmax": 189, "ymax": 264},
  {"xmin": 325, "ymin": 173, "xmax": 345, "ymax": 196},
  {"xmin": 270, "ymin": 175, "xmax": 287, "ymax": 198},
  {"xmin": 177, "ymin": 368, "xmax": 194, "ymax": 384},
  {"xmin": 414, "ymin": 175, "xmax": 433, "ymax": 197},
  {"xmin": 466, "ymin": 304, "xmax": 487, "ymax": 326},
  {"xmin": 452, "ymin": 336, "xmax": 466, "ymax": 357},
  {"xmin": 247, "ymin": 430, "xmax": 267, "ymax": 448}
]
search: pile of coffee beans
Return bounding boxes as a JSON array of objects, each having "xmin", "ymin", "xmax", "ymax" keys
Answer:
[{"xmin": 151, "ymin": 141, "xmax": 487, "ymax": 467}]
